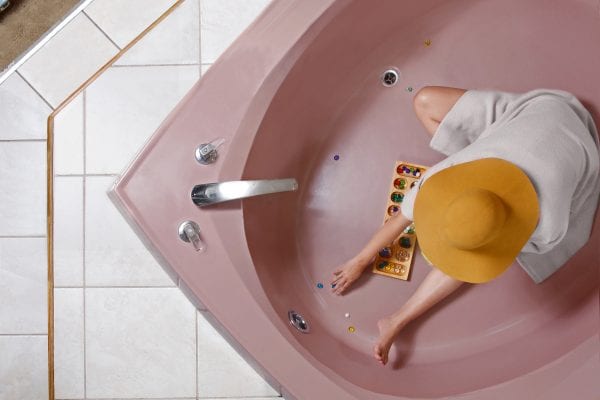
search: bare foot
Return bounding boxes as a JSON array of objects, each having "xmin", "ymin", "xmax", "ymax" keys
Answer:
[{"xmin": 373, "ymin": 316, "xmax": 404, "ymax": 365}]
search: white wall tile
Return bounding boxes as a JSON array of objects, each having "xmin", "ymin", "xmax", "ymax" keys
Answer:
[
  {"xmin": 18, "ymin": 13, "xmax": 119, "ymax": 107},
  {"xmin": 54, "ymin": 288, "xmax": 85, "ymax": 399},
  {"xmin": 0, "ymin": 142, "xmax": 46, "ymax": 236},
  {"xmin": 201, "ymin": 0, "xmax": 271, "ymax": 64},
  {"xmin": 0, "ymin": 238, "xmax": 47, "ymax": 334},
  {"xmin": 85, "ymin": 65, "xmax": 198, "ymax": 174},
  {"xmin": 54, "ymin": 177, "xmax": 84, "ymax": 287},
  {"xmin": 115, "ymin": 0, "xmax": 200, "ymax": 66},
  {"xmin": 85, "ymin": 288, "xmax": 196, "ymax": 398},
  {"xmin": 85, "ymin": 176, "xmax": 174, "ymax": 286},
  {"xmin": 85, "ymin": 0, "xmax": 178, "ymax": 48},
  {"xmin": 197, "ymin": 312, "xmax": 279, "ymax": 398},
  {"xmin": 0, "ymin": 73, "xmax": 52, "ymax": 140},
  {"xmin": 0, "ymin": 335, "xmax": 48, "ymax": 400},
  {"xmin": 53, "ymin": 94, "xmax": 84, "ymax": 175},
  {"xmin": 201, "ymin": 64, "xmax": 212, "ymax": 75}
]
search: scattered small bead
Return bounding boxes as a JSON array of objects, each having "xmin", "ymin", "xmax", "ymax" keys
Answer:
[
  {"xmin": 348, "ymin": 326, "xmax": 356, "ymax": 333},
  {"xmin": 424, "ymin": 39, "xmax": 432, "ymax": 46},
  {"xmin": 331, "ymin": 283, "xmax": 337, "ymax": 288},
  {"xmin": 345, "ymin": 313, "xmax": 350, "ymax": 318},
  {"xmin": 333, "ymin": 154, "xmax": 340, "ymax": 161},
  {"xmin": 316, "ymin": 283, "xmax": 324, "ymax": 289},
  {"xmin": 406, "ymin": 86, "xmax": 413, "ymax": 92}
]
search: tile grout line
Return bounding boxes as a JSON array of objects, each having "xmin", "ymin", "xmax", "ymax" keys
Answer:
[
  {"xmin": 16, "ymin": 71, "xmax": 55, "ymax": 111},
  {"xmin": 55, "ymin": 286, "xmax": 178, "ymax": 289},
  {"xmin": 81, "ymin": 10, "xmax": 122, "ymax": 52},
  {"xmin": 111, "ymin": 64, "xmax": 201, "ymax": 68},
  {"xmin": 70, "ymin": 398, "xmax": 199, "ymax": 400},
  {"xmin": 0, "ymin": 235, "xmax": 46, "ymax": 238},
  {"xmin": 75, "ymin": 398, "xmax": 199, "ymax": 400},
  {"xmin": 55, "ymin": 174, "xmax": 118, "ymax": 178},
  {"xmin": 82, "ymin": 88, "xmax": 87, "ymax": 400},
  {"xmin": 0, "ymin": 139, "xmax": 47, "ymax": 143},
  {"xmin": 0, "ymin": 333, "xmax": 48, "ymax": 336}
]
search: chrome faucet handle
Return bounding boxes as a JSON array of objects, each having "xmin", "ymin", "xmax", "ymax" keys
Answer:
[
  {"xmin": 178, "ymin": 221, "xmax": 206, "ymax": 252},
  {"xmin": 195, "ymin": 138, "xmax": 225, "ymax": 165}
]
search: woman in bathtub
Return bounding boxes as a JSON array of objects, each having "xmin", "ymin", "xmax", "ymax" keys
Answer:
[{"xmin": 331, "ymin": 86, "xmax": 600, "ymax": 365}]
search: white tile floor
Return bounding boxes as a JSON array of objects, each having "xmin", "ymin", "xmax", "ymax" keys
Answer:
[{"xmin": 0, "ymin": 0, "xmax": 278, "ymax": 399}]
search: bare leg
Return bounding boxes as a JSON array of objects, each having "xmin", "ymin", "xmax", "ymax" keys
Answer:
[
  {"xmin": 373, "ymin": 267, "xmax": 465, "ymax": 365},
  {"xmin": 413, "ymin": 86, "xmax": 467, "ymax": 137}
]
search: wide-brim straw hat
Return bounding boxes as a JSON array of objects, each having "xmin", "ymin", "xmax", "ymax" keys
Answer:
[{"xmin": 414, "ymin": 158, "xmax": 540, "ymax": 283}]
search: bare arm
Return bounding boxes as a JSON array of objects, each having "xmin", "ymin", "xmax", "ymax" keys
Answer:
[{"xmin": 331, "ymin": 213, "xmax": 412, "ymax": 294}]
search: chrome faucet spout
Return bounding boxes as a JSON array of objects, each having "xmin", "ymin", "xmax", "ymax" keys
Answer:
[{"xmin": 191, "ymin": 178, "xmax": 298, "ymax": 207}]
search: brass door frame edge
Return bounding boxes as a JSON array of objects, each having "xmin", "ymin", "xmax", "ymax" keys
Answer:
[{"xmin": 46, "ymin": 2, "xmax": 185, "ymax": 399}]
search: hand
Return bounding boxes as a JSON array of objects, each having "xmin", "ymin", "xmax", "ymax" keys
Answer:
[{"xmin": 331, "ymin": 257, "xmax": 369, "ymax": 295}]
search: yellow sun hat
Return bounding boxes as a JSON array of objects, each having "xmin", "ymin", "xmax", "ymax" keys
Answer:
[{"xmin": 413, "ymin": 158, "xmax": 540, "ymax": 283}]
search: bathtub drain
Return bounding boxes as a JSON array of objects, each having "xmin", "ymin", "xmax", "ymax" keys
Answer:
[
  {"xmin": 288, "ymin": 310, "xmax": 310, "ymax": 333},
  {"xmin": 381, "ymin": 68, "xmax": 400, "ymax": 87}
]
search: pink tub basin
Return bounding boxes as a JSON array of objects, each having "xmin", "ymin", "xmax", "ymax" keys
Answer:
[{"xmin": 111, "ymin": 0, "xmax": 600, "ymax": 398}]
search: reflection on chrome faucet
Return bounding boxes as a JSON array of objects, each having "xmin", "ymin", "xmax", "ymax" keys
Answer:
[
  {"xmin": 191, "ymin": 179, "xmax": 298, "ymax": 207},
  {"xmin": 178, "ymin": 221, "xmax": 206, "ymax": 252}
]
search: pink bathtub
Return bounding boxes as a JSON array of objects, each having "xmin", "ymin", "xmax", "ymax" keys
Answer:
[{"xmin": 111, "ymin": 0, "xmax": 600, "ymax": 398}]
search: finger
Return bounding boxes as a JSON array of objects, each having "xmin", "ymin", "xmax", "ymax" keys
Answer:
[
  {"xmin": 332, "ymin": 269, "xmax": 343, "ymax": 276},
  {"xmin": 335, "ymin": 280, "xmax": 349, "ymax": 295},
  {"xmin": 331, "ymin": 274, "xmax": 344, "ymax": 285},
  {"xmin": 333, "ymin": 278, "xmax": 346, "ymax": 294}
]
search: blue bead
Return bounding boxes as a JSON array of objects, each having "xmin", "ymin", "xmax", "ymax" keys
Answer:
[
  {"xmin": 331, "ymin": 283, "xmax": 337, "ymax": 288},
  {"xmin": 317, "ymin": 283, "xmax": 324, "ymax": 289}
]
